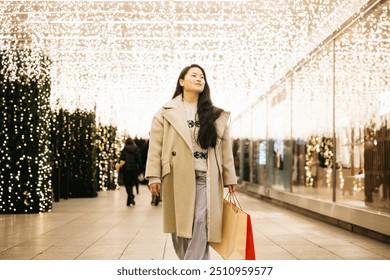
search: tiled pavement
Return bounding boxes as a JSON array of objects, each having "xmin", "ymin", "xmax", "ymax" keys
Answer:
[{"xmin": 1, "ymin": 185, "xmax": 390, "ymax": 260}]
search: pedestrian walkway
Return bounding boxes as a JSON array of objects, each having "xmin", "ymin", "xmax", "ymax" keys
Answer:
[{"xmin": 0, "ymin": 185, "xmax": 389, "ymax": 260}]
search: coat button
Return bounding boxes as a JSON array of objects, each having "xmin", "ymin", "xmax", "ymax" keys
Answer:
[{"xmin": 172, "ymin": 151, "xmax": 176, "ymax": 156}]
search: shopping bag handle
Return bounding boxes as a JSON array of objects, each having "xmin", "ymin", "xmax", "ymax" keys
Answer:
[{"xmin": 224, "ymin": 191, "xmax": 242, "ymax": 210}]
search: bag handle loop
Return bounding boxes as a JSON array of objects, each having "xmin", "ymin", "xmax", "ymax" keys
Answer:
[{"xmin": 224, "ymin": 191, "xmax": 242, "ymax": 210}]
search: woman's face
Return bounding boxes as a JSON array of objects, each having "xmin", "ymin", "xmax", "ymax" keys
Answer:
[{"xmin": 180, "ymin": 67, "xmax": 205, "ymax": 94}]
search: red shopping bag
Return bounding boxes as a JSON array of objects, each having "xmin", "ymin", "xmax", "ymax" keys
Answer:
[
  {"xmin": 245, "ymin": 212, "xmax": 255, "ymax": 260},
  {"xmin": 210, "ymin": 192, "xmax": 256, "ymax": 260}
]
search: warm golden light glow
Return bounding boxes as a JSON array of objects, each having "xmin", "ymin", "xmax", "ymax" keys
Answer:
[{"xmin": 0, "ymin": 0, "xmax": 374, "ymax": 137}]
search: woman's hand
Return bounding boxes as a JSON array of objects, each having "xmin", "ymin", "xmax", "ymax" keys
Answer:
[
  {"xmin": 149, "ymin": 183, "xmax": 161, "ymax": 195},
  {"xmin": 227, "ymin": 185, "xmax": 236, "ymax": 193}
]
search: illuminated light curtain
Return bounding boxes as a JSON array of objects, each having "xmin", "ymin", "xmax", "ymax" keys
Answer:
[
  {"xmin": 230, "ymin": 114, "xmax": 242, "ymax": 139},
  {"xmin": 0, "ymin": 0, "xmax": 363, "ymax": 137},
  {"xmin": 0, "ymin": 48, "xmax": 52, "ymax": 213},
  {"xmin": 238, "ymin": 109, "xmax": 252, "ymax": 139},
  {"xmin": 291, "ymin": 45, "xmax": 334, "ymax": 139},
  {"xmin": 251, "ymin": 98, "xmax": 267, "ymax": 140},
  {"xmin": 335, "ymin": 2, "xmax": 390, "ymax": 132},
  {"xmin": 267, "ymin": 79, "xmax": 292, "ymax": 140},
  {"xmin": 332, "ymin": 1, "xmax": 390, "ymax": 173}
]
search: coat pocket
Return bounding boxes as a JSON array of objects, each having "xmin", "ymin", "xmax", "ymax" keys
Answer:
[{"xmin": 162, "ymin": 161, "xmax": 171, "ymax": 178}]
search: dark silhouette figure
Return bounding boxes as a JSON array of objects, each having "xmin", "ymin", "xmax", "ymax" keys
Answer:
[{"xmin": 116, "ymin": 138, "xmax": 141, "ymax": 206}]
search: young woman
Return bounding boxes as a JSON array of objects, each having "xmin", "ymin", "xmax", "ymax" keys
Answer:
[{"xmin": 145, "ymin": 64, "xmax": 237, "ymax": 260}]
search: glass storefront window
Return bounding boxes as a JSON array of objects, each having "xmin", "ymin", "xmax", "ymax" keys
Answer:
[
  {"xmin": 334, "ymin": 0, "xmax": 390, "ymax": 209},
  {"xmin": 234, "ymin": 0, "xmax": 390, "ymax": 212}
]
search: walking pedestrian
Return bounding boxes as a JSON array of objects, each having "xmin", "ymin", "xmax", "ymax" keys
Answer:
[
  {"xmin": 145, "ymin": 64, "xmax": 237, "ymax": 259},
  {"xmin": 116, "ymin": 137, "xmax": 141, "ymax": 206}
]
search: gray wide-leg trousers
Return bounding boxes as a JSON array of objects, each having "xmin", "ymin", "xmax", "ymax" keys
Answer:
[{"xmin": 171, "ymin": 171, "xmax": 210, "ymax": 260}]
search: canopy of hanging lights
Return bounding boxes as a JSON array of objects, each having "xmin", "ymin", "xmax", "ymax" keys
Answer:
[{"xmin": 0, "ymin": 0, "xmax": 371, "ymax": 137}]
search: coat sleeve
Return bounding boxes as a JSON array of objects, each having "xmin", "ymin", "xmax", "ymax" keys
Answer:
[
  {"xmin": 145, "ymin": 109, "xmax": 164, "ymax": 184},
  {"xmin": 221, "ymin": 121, "xmax": 238, "ymax": 186}
]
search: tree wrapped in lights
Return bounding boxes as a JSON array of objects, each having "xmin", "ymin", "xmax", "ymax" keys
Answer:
[
  {"xmin": 305, "ymin": 136, "xmax": 333, "ymax": 188},
  {"xmin": 51, "ymin": 109, "xmax": 98, "ymax": 198},
  {"xmin": 95, "ymin": 125, "xmax": 119, "ymax": 191},
  {"xmin": 0, "ymin": 48, "xmax": 52, "ymax": 213},
  {"xmin": 318, "ymin": 137, "xmax": 334, "ymax": 169}
]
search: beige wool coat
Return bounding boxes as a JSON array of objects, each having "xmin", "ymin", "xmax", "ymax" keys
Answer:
[{"xmin": 145, "ymin": 95, "xmax": 237, "ymax": 243}]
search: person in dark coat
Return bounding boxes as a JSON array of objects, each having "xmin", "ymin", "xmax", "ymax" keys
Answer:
[{"xmin": 116, "ymin": 137, "xmax": 141, "ymax": 206}]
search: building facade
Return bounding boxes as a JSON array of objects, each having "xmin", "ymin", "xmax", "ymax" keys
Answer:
[{"xmin": 232, "ymin": 0, "xmax": 390, "ymax": 242}]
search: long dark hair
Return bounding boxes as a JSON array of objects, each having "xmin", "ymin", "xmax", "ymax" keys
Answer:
[{"xmin": 172, "ymin": 64, "xmax": 223, "ymax": 149}]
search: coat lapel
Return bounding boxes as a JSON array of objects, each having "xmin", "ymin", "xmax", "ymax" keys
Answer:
[
  {"xmin": 162, "ymin": 96, "xmax": 193, "ymax": 151},
  {"xmin": 161, "ymin": 96, "xmax": 231, "ymax": 152}
]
